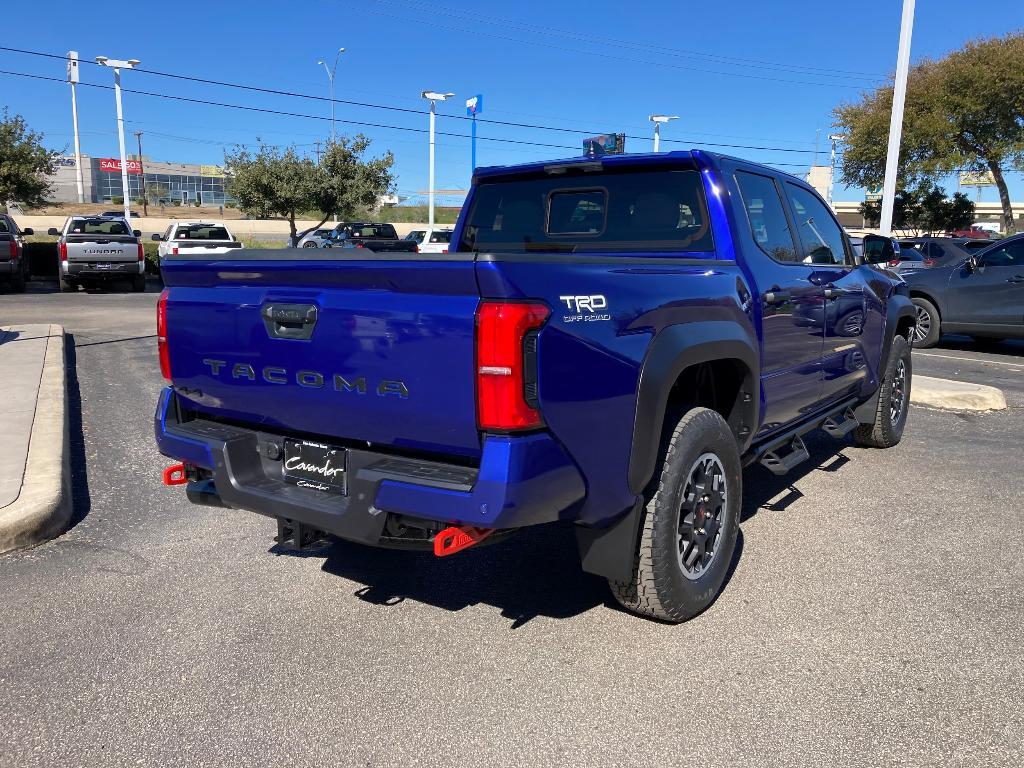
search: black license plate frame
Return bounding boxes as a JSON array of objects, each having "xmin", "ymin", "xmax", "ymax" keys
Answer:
[{"xmin": 282, "ymin": 439, "xmax": 347, "ymax": 495}]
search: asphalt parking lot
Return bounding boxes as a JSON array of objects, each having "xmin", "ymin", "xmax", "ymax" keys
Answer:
[{"xmin": 1, "ymin": 282, "xmax": 1022, "ymax": 767}]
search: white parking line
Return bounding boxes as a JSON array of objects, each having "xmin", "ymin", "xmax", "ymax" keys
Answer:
[{"xmin": 913, "ymin": 351, "xmax": 1024, "ymax": 370}]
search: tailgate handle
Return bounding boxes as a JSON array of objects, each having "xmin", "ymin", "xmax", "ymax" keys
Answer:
[{"xmin": 262, "ymin": 303, "xmax": 318, "ymax": 340}]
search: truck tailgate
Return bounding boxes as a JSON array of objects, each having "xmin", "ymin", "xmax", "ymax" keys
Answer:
[
  {"xmin": 162, "ymin": 252, "xmax": 482, "ymax": 459},
  {"xmin": 65, "ymin": 235, "xmax": 138, "ymax": 262}
]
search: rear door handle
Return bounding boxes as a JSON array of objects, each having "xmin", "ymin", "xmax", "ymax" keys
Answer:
[{"xmin": 764, "ymin": 291, "xmax": 790, "ymax": 305}]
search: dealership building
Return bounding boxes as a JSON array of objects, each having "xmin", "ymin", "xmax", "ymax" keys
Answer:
[{"xmin": 48, "ymin": 154, "xmax": 232, "ymax": 206}]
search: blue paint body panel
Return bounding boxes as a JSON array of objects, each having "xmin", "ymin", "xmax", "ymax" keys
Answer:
[{"xmin": 154, "ymin": 150, "xmax": 902, "ymax": 542}]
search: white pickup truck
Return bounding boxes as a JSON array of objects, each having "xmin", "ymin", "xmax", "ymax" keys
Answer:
[
  {"xmin": 154, "ymin": 221, "xmax": 242, "ymax": 263},
  {"xmin": 403, "ymin": 227, "xmax": 452, "ymax": 254},
  {"xmin": 48, "ymin": 215, "xmax": 145, "ymax": 292}
]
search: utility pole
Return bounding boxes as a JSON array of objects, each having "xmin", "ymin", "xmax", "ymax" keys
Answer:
[
  {"xmin": 134, "ymin": 131, "xmax": 147, "ymax": 216},
  {"xmin": 66, "ymin": 51, "xmax": 85, "ymax": 204},
  {"xmin": 314, "ymin": 142, "xmax": 321, "ymax": 164},
  {"xmin": 95, "ymin": 55, "xmax": 140, "ymax": 222},
  {"xmin": 879, "ymin": 0, "xmax": 916, "ymax": 236},
  {"xmin": 421, "ymin": 91, "xmax": 454, "ymax": 229},
  {"xmin": 827, "ymin": 134, "xmax": 843, "ymax": 207}
]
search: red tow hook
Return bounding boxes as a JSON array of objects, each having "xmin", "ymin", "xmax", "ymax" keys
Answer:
[
  {"xmin": 433, "ymin": 526, "xmax": 494, "ymax": 557},
  {"xmin": 162, "ymin": 463, "xmax": 188, "ymax": 486}
]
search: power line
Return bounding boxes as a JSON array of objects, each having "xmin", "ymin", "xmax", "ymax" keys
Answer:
[
  {"xmin": 0, "ymin": 46, "xmax": 828, "ymax": 155},
  {"xmin": 357, "ymin": 0, "xmax": 885, "ymax": 81}
]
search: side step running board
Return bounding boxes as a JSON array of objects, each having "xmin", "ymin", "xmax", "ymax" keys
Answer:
[
  {"xmin": 822, "ymin": 408, "xmax": 859, "ymax": 440},
  {"xmin": 760, "ymin": 435, "xmax": 810, "ymax": 476}
]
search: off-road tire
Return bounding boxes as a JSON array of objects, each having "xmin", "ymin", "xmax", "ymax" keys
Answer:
[
  {"xmin": 302, "ymin": 241, "xmax": 319, "ymax": 248},
  {"xmin": 609, "ymin": 407, "xmax": 742, "ymax": 623},
  {"xmin": 910, "ymin": 297, "xmax": 940, "ymax": 348},
  {"xmin": 131, "ymin": 274, "xmax": 147, "ymax": 292},
  {"xmin": 854, "ymin": 335, "xmax": 911, "ymax": 449}
]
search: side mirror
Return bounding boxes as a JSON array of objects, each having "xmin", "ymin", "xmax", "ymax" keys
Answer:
[
  {"xmin": 133, "ymin": 229, "xmax": 142, "ymax": 238},
  {"xmin": 862, "ymin": 233, "xmax": 898, "ymax": 265},
  {"xmin": 151, "ymin": 233, "xmax": 162, "ymax": 241},
  {"xmin": 22, "ymin": 227, "xmax": 34, "ymax": 236},
  {"xmin": 47, "ymin": 227, "xmax": 60, "ymax": 236}
]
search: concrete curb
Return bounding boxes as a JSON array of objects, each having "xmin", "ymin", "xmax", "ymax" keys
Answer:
[
  {"xmin": 0, "ymin": 326, "xmax": 72, "ymax": 554},
  {"xmin": 911, "ymin": 374, "xmax": 1007, "ymax": 412}
]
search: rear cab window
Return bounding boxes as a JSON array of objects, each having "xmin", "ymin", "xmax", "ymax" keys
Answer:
[
  {"xmin": 69, "ymin": 218, "xmax": 131, "ymax": 236},
  {"xmin": 458, "ymin": 168, "xmax": 714, "ymax": 254},
  {"xmin": 175, "ymin": 225, "xmax": 232, "ymax": 240}
]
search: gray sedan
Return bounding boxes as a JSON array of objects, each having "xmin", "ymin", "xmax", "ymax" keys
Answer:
[
  {"xmin": 901, "ymin": 233, "xmax": 1024, "ymax": 347},
  {"xmin": 295, "ymin": 228, "xmax": 334, "ymax": 248}
]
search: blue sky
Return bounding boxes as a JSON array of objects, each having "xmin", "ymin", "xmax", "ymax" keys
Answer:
[{"xmin": 2, "ymin": 0, "xmax": 1022, "ymax": 205}]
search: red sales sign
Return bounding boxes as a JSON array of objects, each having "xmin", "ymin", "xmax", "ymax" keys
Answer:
[{"xmin": 99, "ymin": 158, "xmax": 142, "ymax": 174}]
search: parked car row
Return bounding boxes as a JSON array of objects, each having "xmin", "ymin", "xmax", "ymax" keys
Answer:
[{"xmin": 294, "ymin": 223, "xmax": 453, "ymax": 253}]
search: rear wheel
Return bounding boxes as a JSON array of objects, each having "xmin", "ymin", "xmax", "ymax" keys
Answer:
[
  {"xmin": 302, "ymin": 241, "xmax": 319, "ymax": 248},
  {"xmin": 910, "ymin": 298, "xmax": 940, "ymax": 348},
  {"xmin": 609, "ymin": 408, "xmax": 742, "ymax": 623},
  {"xmin": 854, "ymin": 335, "xmax": 911, "ymax": 448}
]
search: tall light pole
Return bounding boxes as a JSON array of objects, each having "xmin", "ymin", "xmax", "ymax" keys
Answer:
[
  {"xmin": 879, "ymin": 0, "xmax": 916, "ymax": 236},
  {"xmin": 95, "ymin": 55, "xmax": 140, "ymax": 222},
  {"xmin": 649, "ymin": 115, "xmax": 678, "ymax": 153},
  {"xmin": 66, "ymin": 51, "xmax": 85, "ymax": 204},
  {"xmin": 317, "ymin": 48, "xmax": 345, "ymax": 145},
  {"xmin": 421, "ymin": 91, "xmax": 454, "ymax": 229},
  {"xmin": 827, "ymin": 133, "xmax": 843, "ymax": 207}
]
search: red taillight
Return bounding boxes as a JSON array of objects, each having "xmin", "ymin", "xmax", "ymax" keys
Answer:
[
  {"xmin": 888, "ymin": 259, "xmax": 900, "ymax": 267},
  {"xmin": 414, "ymin": 243, "xmax": 419, "ymax": 253},
  {"xmin": 157, "ymin": 289, "xmax": 171, "ymax": 381},
  {"xmin": 442, "ymin": 248, "xmax": 448, "ymax": 254},
  {"xmin": 137, "ymin": 242, "xmax": 144, "ymax": 261},
  {"xmin": 922, "ymin": 258, "xmax": 935, "ymax": 267},
  {"xmin": 59, "ymin": 241, "xmax": 68, "ymax": 262},
  {"xmin": 8, "ymin": 240, "xmax": 16, "ymax": 260},
  {"xmin": 476, "ymin": 301, "xmax": 549, "ymax": 431}
]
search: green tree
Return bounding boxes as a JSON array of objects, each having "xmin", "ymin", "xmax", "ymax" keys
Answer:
[
  {"xmin": 0, "ymin": 109, "xmax": 59, "ymax": 211},
  {"xmin": 860, "ymin": 183, "xmax": 975, "ymax": 235},
  {"xmin": 225, "ymin": 136, "xmax": 394, "ymax": 244},
  {"xmin": 835, "ymin": 32, "xmax": 1024, "ymax": 233}
]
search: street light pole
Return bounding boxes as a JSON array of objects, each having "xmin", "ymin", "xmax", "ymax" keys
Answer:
[
  {"xmin": 649, "ymin": 115, "xmax": 679, "ymax": 153},
  {"xmin": 95, "ymin": 56, "xmax": 140, "ymax": 222},
  {"xmin": 421, "ymin": 91, "xmax": 454, "ymax": 230},
  {"xmin": 66, "ymin": 51, "xmax": 85, "ymax": 204},
  {"xmin": 879, "ymin": 0, "xmax": 916, "ymax": 236},
  {"xmin": 317, "ymin": 48, "xmax": 345, "ymax": 145}
]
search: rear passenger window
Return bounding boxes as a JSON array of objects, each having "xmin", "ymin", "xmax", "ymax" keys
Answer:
[
  {"xmin": 735, "ymin": 171, "xmax": 798, "ymax": 263},
  {"xmin": 459, "ymin": 169, "xmax": 713, "ymax": 254},
  {"xmin": 784, "ymin": 183, "xmax": 849, "ymax": 266}
]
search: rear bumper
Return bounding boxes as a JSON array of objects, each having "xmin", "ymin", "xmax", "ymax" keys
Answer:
[
  {"xmin": 65, "ymin": 260, "xmax": 143, "ymax": 278},
  {"xmin": 153, "ymin": 387, "xmax": 585, "ymax": 544}
]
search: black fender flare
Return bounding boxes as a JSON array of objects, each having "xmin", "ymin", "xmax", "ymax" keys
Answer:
[
  {"xmin": 854, "ymin": 293, "xmax": 916, "ymax": 423},
  {"xmin": 627, "ymin": 321, "xmax": 759, "ymax": 496}
]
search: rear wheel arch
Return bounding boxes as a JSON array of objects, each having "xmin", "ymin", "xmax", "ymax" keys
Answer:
[{"xmin": 628, "ymin": 323, "xmax": 758, "ymax": 496}]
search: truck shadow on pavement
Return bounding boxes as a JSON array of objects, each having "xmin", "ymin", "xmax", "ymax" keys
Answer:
[{"xmin": 291, "ymin": 431, "xmax": 854, "ymax": 628}]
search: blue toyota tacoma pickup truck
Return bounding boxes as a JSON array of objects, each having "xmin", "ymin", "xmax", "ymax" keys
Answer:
[{"xmin": 154, "ymin": 150, "xmax": 915, "ymax": 622}]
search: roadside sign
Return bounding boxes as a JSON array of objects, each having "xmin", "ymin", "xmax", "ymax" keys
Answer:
[
  {"xmin": 99, "ymin": 158, "xmax": 142, "ymax": 174},
  {"xmin": 865, "ymin": 186, "xmax": 882, "ymax": 202},
  {"xmin": 466, "ymin": 95, "xmax": 483, "ymax": 116},
  {"xmin": 959, "ymin": 170, "xmax": 996, "ymax": 187}
]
